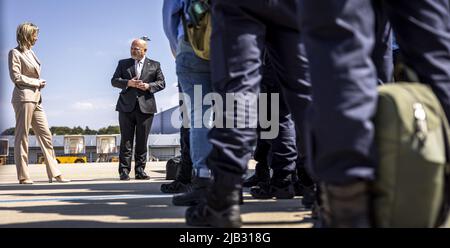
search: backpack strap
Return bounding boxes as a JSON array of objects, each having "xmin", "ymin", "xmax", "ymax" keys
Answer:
[
  {"xmin": 436, "ymin": 115, "xmax": 450, "ymax": 227},
  {"xmin": 180, "ymin": 6, "xmax": 189, "ymax": 43}
]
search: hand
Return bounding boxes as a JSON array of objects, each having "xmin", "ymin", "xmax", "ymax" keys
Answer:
[
  {"xmin": 127, "ymin": 77, "xmax": 140, "ymax": 88},
  {"xmin": 39, "ymin": 79, "xmax": 46, "ymax": 89},
  {"xmin": 137, "ymin": 82, "xmax": 150, "ymax": 91}
]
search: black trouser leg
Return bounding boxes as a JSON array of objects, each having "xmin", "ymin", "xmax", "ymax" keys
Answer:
[
  {"xmin": 134, "ymin": 107, "xmax": 154, "ymax": 175},
  {"xmin": 177, "ymin": 126, "xmax": 193, "ymax": 183},
  {"xmin": 119, "ymin": 111, "xmax": 136, "ymax": 175}
]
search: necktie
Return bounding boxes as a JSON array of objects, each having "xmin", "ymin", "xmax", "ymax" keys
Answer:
[{"xmin": 136, "ymin": 61, "xmax": 142, "ymax": 79}]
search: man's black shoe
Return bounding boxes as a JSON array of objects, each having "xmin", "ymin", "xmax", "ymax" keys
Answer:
[
  {"xmin": 120, "ymin": 173, "xmax": 130, "ymax": 181},
  {"xmin": 250, "ymin": 182, "xmax": 295, "ymax": 199},
  {"xmin": 161, "ymin": 180, "xmax": 191, "ymax": 194},
  {"xmin": 135, "ymin": 173, "xmax": 151, "ymax": 180},
  {"xmin": 185, "ymin": 202, "xmax": 242, "ymax": 228}
]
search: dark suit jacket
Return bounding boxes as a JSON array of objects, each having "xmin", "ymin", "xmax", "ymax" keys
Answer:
[{"xmin": 111, "ymin": 58, "xmax": 166, "ymax": 114}]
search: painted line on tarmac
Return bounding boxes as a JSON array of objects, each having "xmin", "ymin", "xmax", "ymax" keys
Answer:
[{"xmin": 0, "ymin": 194, "xmax": 175, "ymax": 204}]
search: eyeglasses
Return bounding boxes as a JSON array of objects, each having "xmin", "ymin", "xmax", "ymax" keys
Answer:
[{"xmin": 131, "ymin": 47, "xmax": 142, "ymax": 51}]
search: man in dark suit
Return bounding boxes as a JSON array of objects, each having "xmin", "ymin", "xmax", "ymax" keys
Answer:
[{"xmin": 111, "ymin": 38, "xmax": 166, "ymax": 181}]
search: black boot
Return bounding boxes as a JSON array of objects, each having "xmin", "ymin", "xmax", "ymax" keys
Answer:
[
  {"xmin": 243, "ymin": 163, "xmax": 270, "ymax": 188},
  {"xmin": 320, "ymin": 181, "xmax": 372, "ymax": 228},
  {"xmin": 161, "ymin": 180, "xmax": 192, "ymax": 194},
  {"xmin": 250, "ymin": 174, "xmax": 295, "ymax": 199},
  {"xmin": 293, "ymin": 179, "xmax": 304, "ymax": 196},
  {"xmin": 173, "ymin": 177, "xmax": 211, "ymax": 206},
  {"xmin": 301, "ymin": 184, "xmax": 316, "ymax": 209},
  {"xmin": 185, "ymin": 188, "xmax": 242, "ymax": 228}
]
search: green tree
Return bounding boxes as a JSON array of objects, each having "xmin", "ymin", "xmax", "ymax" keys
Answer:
[
  {"xmin": 1, "ymin": 127, "xmax": 15, "ymax": 135},
  {"xmin": 2, "ymin": 127, "xmax": 35, "ymax": 135},
  {"xmin": 84, "ymin": 126, "xmax": 97, "ymax": 135},
  {"xmin": 98, "ymin": 125, "xmax": 120, "ymax": 135},
  {"xmin": 3, "ymin": 126, "xmax": 120, "ymax": 136},
  {"xmin": 71, "ymin": 126, "xmax": 84, "ymax": 135}
]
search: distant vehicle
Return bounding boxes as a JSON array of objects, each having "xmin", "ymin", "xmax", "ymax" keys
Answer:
[
  {"xmin": 0, "ymin": 139, "xmax": 8, "ymax": 165},
  {"xmin": 39, "ymin": 135, "xmax": 88, "ymax": 164},
  {"xmin": 109, "ymin": 156, "xmax": 119, "ymax": 163},
  {"xmin": 56, "ymin": 156, "xmax": 87, "ymax": 164},
  {"xmin": 39, "ymin": 155, "xmax": 87, "ymax": 164},
  {"xmin": 96, "ymin": 135, "xmax": 119, "ymax": 163}
]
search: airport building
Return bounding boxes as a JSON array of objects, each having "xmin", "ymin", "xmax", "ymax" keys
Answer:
[{"xmin": 0, "ymin": 106, "xmax": 182, "ymax": 165}]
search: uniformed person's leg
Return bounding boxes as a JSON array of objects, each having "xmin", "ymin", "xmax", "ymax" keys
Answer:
[
  {"xmin": 261, "ymin": 55, "xmax": 298, "ymax": 188},
  {"xmin": 243, "ymin": 64, "xmax": 275, "ymax": 189},
  {"xmin": 251, "ymin": 110, "xmax": 298, "ymax": 199},
  {"xmin": 299, "ymin": 0, "xmax": 377, "ymax": 185},
  {"xmin": 243, "ymin": 136, "xmax": 271, "ymax": 188},
  {"xmin": 385, "ymin": 0, "xmax": 450, "ymax": 120},
  {"xmin": 372, "ymin": 0, "xmax": 393, "ymax": 84},
  {"xmin": 178, "ymin": 126, "xmax": 193, "ymax": 182},
  {"xmin": 251, "ymin": 80, "xmax": 299, "ymax": 199},
  {"xmin": 261, "ymin": 11, "xmax": 313, "ymax": 200},
  {"xmin": 186, "ymin": 0, "xmax": 266, "ymax": 228},
  {"xmin": 299, "ymin": 0, "xmax": 377, "ymax": 227},
  {"xmin": 161, "ymin": 86, "xmax": 193, "ymax": 193}
]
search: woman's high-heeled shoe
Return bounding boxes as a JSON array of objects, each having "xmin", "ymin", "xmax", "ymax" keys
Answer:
[
  {"xmin": 49, "ymin": 175, "xmax": 71, "ymax": 183},
  {"xmin": 19, "ymin": 179, "xmax": 34, "ymax": 185}
]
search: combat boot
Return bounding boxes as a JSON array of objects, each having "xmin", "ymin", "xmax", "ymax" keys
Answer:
[
  {"xmin": 173, "ymin": 177, "xmax": 211, "ymax": 206},
  {"xmin": 243, "ymin": 164, "xmax": 270, "ymax": 188},
  {"xmin": 185, "ymin": 187, "xmax": 242, "ymax": 228},
  {"xmin": 320, "ymin": 181, "xmax": 372, "ymax": 228}
]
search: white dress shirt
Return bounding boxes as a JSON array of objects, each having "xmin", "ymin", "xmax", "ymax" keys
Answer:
[{"xmin": 135, "ymin": 57, "xmax": 146, "ymax": 79}]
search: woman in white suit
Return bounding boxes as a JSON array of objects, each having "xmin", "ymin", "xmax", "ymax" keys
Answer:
[{"xmin": 8, "ymin": 22, "xmax": 70, "ymax": 184}]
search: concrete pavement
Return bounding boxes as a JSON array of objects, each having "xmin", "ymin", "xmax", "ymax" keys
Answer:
[{"xmin": 0, "ymin": 162, "xmax": 313, "ymax": 228}]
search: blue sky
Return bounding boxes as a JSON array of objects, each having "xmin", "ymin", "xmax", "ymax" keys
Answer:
[{"xmin": 0, "ymin": 0, "xmax": 179, "ymax": 132}]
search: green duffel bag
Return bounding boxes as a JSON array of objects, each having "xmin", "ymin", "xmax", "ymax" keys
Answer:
[{"xmin": 374, "ymin": 82, "xmax": 450, "ymax": 228}]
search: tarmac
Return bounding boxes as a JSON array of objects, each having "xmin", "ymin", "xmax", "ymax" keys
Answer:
[{"xmin": 0, "ymin": 161, "xmax": 313, "ymax": 228}]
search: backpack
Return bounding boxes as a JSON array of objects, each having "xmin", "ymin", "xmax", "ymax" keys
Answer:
[
  {"xmin": 166, "ymin": 155, "xmax": 182, "ymax": 180},
  {"xmin": 181, "ymin": 0, "xmax": 212, "ymax": 60},
  {"xmin": 373, "ymin": 82, "xmax": 450, "ymax": 227}
]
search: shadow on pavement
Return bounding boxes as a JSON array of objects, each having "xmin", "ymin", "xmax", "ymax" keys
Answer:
[{"xmin": 0, "ymin": 181, "xmax": 313, "ymax": 228}]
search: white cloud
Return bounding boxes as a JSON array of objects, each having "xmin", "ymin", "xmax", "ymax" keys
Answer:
[
  {"xmin": 70, "ymin": 98, "xmax": 116, "ymax": 112},
  {"xmin": 72, "ymin": 102, "xmax": 95, "ymax": 111}
]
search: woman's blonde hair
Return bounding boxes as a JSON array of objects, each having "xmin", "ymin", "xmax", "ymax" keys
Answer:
[{"xmin": 16, "ymin": 22, "xmax": 39, "ymax": 51}]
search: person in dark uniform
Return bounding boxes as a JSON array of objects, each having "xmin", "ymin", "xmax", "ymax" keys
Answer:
[
  {"xmin": 299, "ymin": 0, "xmax": 450, "ymax": 227},
  {"xmin": 372, "ymin": 0, "xmax": 394, "ymax": 84},
  {"xmin": 111, "ymin": 39, "xmax": 166, "ymax": 181},
  {"xmin": 160, "ymin": 85, "xmax": 193, "ymax": 193},
  {"xmin": 185, "ymin": 0, "xmax": 312, "ymax": 228},
  {"xmin": 246, "ymin": 52, "xmax": 315, "ymax": 205},
  {"xmin": 243, "ymin": 134, "xmax": 271, "ymax": 188}
]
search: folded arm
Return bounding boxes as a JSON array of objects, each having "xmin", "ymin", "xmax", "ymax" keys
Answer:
[
  {"xmin": 111, "ymin": 61, "xmax": 129, "ymax": 89},
  {"xmin": 147, "ymin": 63, "xmax": 166, "ymax": 93},
  {"xmin": 8, "ymin": 50, "xmax": 41, "ymax": 88}
]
